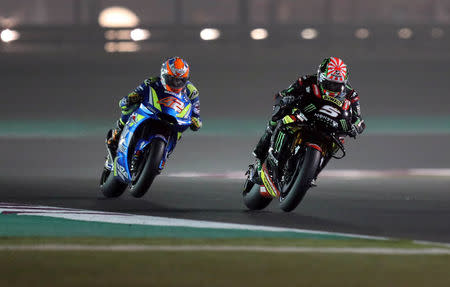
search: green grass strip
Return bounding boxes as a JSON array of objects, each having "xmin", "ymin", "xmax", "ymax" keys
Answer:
[
  {"xmin": 1, "ymin": 250, "xmax": 449, "ymax": 287},
  {"xmin": 0, "ymin": 237, "xmax": 446, "ymax": 249}
]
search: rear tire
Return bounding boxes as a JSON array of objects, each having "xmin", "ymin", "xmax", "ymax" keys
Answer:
[
  {"xmin": 100, "ymin": 168, "xmax": 127, "ymax": 198},
  {"xmin": 243, "ymin": 178, "xmax": 273, "ymax": 210},
  {"xmin": 279, "ymin": 147, "xmax": 322, "ymax": 212},
  {"xmin": 129, "ymin": 138, "xmax": 166, "ymax": 198}
]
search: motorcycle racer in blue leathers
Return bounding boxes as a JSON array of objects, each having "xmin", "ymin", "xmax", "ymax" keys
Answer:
[{"xmin": 107, "ymin": 56, "xmax": 202, "ymax": 152}]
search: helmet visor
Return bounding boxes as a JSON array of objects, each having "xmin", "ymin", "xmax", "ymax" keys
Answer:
[
  {"xmin": 321, "ymin": 80, "xmax": 344, "ymax": 93},
  {"xmin": 164, "ymin": 75, "xmax": 188, "ymax": 89}
]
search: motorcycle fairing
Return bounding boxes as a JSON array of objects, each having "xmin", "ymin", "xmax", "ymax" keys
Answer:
[
  {"xmin": 112, "ymin": 87, "xmax": 193, "ymax": 184},
  {"xmin": 113, "ymin": 106, "xmax": 158, "ymax": 183},
  {"xmin": 147, "ymin": 86, "xmax": 192, "ymax": 129},
  {"xmin": 260, "ymin": 162, "xmax": 281, "ymax": 198}
]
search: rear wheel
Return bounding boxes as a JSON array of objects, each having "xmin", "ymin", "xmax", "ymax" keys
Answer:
[
  {"xmin": 100, "ymin": 167, "xmax": 127, "ymax": 198},
  {"xmin": 279, "ymin": 147, "xmax": 322, "ymax": 212},
  {"xmin": 129, "ymin": 138, "xmax": 166, "ymax": 198}
]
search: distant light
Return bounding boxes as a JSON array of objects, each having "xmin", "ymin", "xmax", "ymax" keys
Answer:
[
  {"xmin": 1, "ymin": 29, "xmax": 20, "ymax": 43},
  {"xmin": 130, "ymin": 28, "xmax": 150, "ymax": 41},
  {"xmin": 431, "ymin": 27, "xmax": 444, "ymax": 39},
  {"xmin": 250, "ymin": 28, "xmax": 268, "ymax": 40},
  {"xmin": 355, "ymin": 28, "xmax": 370, "ymax": 39},
  {"xmin": 0, "ymin": 17, "xmax": 18, "ymax": 27},
  {"xmin": 200, "ymin": 28, "xmax": 220, "ymax": 41},
  {"xmin": 301, "ymin": 28, "xmax": 318, "ymax": 40},
  {"xmin": 104, "ymin": 41, "xmax": 140, "ymax": 53},
  {"xmin": 98, "ymin": 7, "xmax": 139, "ymax": 28},
  {"xmin": 398, "ymin": 28, "xmax": 413, "ymax": 39},
  {"xmin": 104, "ymin": 29, "xmax": 132, "ymax": 40}
]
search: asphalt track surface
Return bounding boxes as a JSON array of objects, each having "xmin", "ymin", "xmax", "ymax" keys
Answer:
[{"xmin": 1, "ymin": 134, "xmax": 450, "ymax": 243}]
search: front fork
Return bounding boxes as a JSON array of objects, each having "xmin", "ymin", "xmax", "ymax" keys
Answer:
[{"xmin": 133, "ymin": 135, "xmax": 169, "ymax": 173}]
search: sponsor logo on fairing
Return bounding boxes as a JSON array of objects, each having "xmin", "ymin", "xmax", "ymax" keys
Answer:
[
  {"xmin": 118, "ymin": 144, "xmax": 126, "ymax": 153},
  {"xmin": 314, "ymin": 113, "xmax": 339, "ymax": 128},
  {"xmin": 158, "ymin": 96, "xmax": 185, "ymax": 112},
  {"xmin": 322, "ymin": 95, "xmax": 343, "ymax": 107},
  {"xmin": 260, "ymin": 163, "xmax": 280, "ymax": 198},
  {"xmin": 259, "ymin": 186, "xmax": 271, "ymax": 198},
  {"xmin": 304, "ymin": 103, "xmax": 316, "ymax": 113},
  {"xmin": 117, "ymin": 163, "xmax": 128, "ymax": 180},
  {"xmin": 340, "ymin": 119, "xmax": 348, "ymax": 131}
]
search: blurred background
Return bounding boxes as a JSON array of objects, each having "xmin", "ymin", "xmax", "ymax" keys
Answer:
[{"xmin": 1, "ymin": 0, "xmax": 450, "ymax": 177}]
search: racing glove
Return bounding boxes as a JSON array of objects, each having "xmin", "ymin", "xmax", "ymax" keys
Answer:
[
  {"xmin": 280, "ymin": 95, "xmax": 295, "ymax": 107},
  {"xmin": 127, "ymin": 92, "xmax": 142, "ymax": 105},
  {"xmin": 190, "ymin": 117, "xmax": 202, "ymax": 131},
  {"xmin": 272, "ymin": 96, "xmax": 296, "ymax": 121},
  {"xmin": 348, "ymin": 125, "xmax": 358, "ymax": 138},
  {"xmin": 349, "ymin": 119, "xmax": 366, "ymax": 137}
]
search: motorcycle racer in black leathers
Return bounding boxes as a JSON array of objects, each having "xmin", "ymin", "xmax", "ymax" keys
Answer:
[{"xmin": 252, "ymin": 57, "xmax": 365, "ymax": 184}]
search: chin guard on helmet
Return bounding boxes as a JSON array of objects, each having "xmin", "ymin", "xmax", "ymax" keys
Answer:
[{"xmin": 161, "ymin": 56, "xmax": 190, "ymax": 93}]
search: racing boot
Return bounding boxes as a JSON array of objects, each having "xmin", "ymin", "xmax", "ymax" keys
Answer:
[
  {"xmin": 252, "ymin": 123, "xmax": 275, "ymax": 161},
  {"xmin": 250, "ymin": 123, "xmax": 275, "ymax": 185},
  {"xmin": 246, "ymin": 160, "xmax": 263, "ymax": 185},
  {"xmin": 106, "ymin": 120, "xmax": 124, "ymax": 156}
]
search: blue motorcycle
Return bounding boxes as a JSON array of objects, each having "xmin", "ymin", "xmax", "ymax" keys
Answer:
[{"xmin": 100, "ymin": 91, "xmax": 193, "ymax": 198}]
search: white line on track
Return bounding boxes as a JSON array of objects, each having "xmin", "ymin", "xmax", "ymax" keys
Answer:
[
  {"xmin": 4, "ymin": 203, "xmax": 450, "ymax": 246},
  {"xmin": 1, "ymin": 245, "xmax": 450, "ymax": 254},
  {"xmin": 0, "ymin": 203, "xmax": 386, "ymax": 240}
]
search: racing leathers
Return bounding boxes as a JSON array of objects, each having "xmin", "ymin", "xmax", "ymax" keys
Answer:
[
  {"xmin": 253, "ymin": 74, "xmax": 365, "ymax": 166},
  {"xmin": 107, "ymin": 77, "xmax": 202, "ymax": 151}
]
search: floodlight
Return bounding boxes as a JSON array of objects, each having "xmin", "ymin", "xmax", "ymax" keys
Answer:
[
  {"xmin": 250, "ymin": 28, "xmax": 268, "ymax": 40},
  {"xmin": 130, "ymin": 29, "xmax": 151, "ymax": 41},
  {"xmin": 99, "ymin": 7, "xmax": 139, "ymax": 28},
  {"xmin": 301, "ymin": 28, "xmax": 318, "ymax": 40},
  {"xmin": 200, "ymin": 28, "xmax": 220, "ymax": 41},
  {"xmin": 1, "ymin": 29, "xmax": 20, "ymax": 43}
]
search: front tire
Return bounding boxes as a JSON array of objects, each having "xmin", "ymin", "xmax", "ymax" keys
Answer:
[
  {"xmin": 243, "ymin": 178, "xmax": 273, "ymax": 210},
  {"xmin": 100, "ymin": 168, "xmax": 127, "ymax": 198},
  {"xmin": 129, "ymin": 138, "xmax": 166, "ymax": 198},
  {"xmin": 279, "ymin": 147, "xmax": 322, "ymax": 212}
]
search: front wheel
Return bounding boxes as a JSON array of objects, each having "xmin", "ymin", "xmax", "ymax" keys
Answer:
[
  {"xmin": 129, "ymin": 138, "xmax": 166, "ymax": 198},
  {"xmin": 100, "ymin": 167, "xmax": 127, "ymax": 198},
  {"xmin": 279, "ymin": 147, "xmax": 322, "ymax": 212},
  {"xmin": 243, "ymin": 177, "xmax": 273, "ymax": 210}
]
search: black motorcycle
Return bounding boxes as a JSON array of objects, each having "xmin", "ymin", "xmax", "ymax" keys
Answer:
[{"xmin": 243, "ymin": 96, "xmax": 354, "ymax": 212}]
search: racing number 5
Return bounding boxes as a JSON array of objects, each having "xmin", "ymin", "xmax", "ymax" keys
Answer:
[{"xmin": 318, "ymin": 105, "xmax": 340, "ymax": 118}]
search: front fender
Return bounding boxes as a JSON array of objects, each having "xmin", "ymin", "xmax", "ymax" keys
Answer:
[
  {"xmin": 134, "ymin": 135, "xmax": 169, "ymax": 172},
  {"xmin": 134, "ymin": 135, "xmax": 168, "ymax": 154},
  {"xmin": 114, "ymin": 107, "xmax": 158, "ymax": 183}
]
